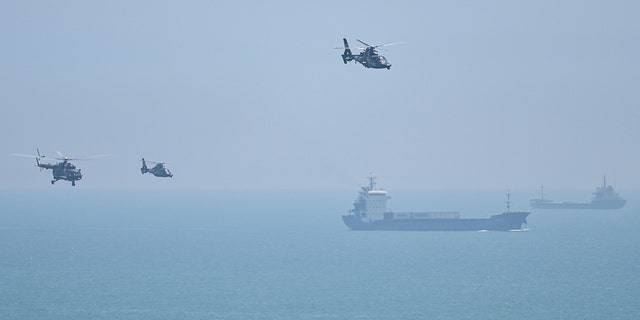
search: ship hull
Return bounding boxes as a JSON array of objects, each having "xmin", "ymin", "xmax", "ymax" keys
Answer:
[
  {"xmin": 530, "ymin": 199, "xmax": 626, "ymax": 210},
  {"xmin": 342, "ymin": 212, "xmax": 529, "ymax": 231}
]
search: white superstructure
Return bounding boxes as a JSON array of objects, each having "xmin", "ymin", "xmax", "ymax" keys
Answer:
[
  {"xmin": 349, "ymin": 173, "xmax": 460, "ymax": 222},
  {"xmin": 350, "ymin": 173, "xmax": 390, "ymax": 222}
]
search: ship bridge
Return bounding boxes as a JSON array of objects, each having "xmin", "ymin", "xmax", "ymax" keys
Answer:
[{"xmin": 363, "ymin": 190, "xmax": 389, "ymax": 221}]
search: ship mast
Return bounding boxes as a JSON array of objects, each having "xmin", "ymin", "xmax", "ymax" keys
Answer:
[
  {"xmin": 505, "ymin": 190, "xmax": 511, "ymax": 212},
  {"xmin": 368, "ymin": 172, "xmax": 377, "ymax": 190}
]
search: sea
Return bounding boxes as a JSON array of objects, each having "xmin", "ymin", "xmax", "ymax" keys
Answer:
[{"xmin": 1, "ymin": 188, "xmax": 638, "ymax": 320}]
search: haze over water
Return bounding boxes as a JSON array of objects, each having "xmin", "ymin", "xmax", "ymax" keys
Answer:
[{"xmin": 1, "ymin": 189, "xmax": 639, "ymax": 319}]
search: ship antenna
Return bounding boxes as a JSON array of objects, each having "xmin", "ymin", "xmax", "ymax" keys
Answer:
[
  {"xmin": 506, "ymin": 190, "xmax": 511, "ymax": 212},
  {"xmin": 603, "ymin": 174, "xmax": 607, "ymax": 187},
  {"xmin": 368, "ymin": 172, "xmax": 377, "ymax": 190},
  {"xmin": 541, "ymin": 184, "xmax": 544, "ymax": 200}
]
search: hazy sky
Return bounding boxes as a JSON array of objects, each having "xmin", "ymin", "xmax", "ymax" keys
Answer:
[{"xmin": 2, "ymin": 1, "xmax": 639, "ymax": 190}]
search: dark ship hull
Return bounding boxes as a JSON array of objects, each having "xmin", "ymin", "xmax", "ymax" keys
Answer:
[
  {"xmin": 342, "ymin": 212, "xmax": 530, "ymax": 231},
  {"xmin": 530, "ymin": 199, "xmax": 626, "ymax": 210}
]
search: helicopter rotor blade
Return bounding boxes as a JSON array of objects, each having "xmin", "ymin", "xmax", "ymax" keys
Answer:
[
  {"xmin": 53, "ymin": 152, "xmax": 110, "ymax": 161},
  {"xmin": 12, "ymin": 153, "xmax": 42, "ymax": 159},
  {"xmin": 55, "ymin": 151, "xmax": 74, "ymax": 161},
  {"xmin": 374, "ymin": 42, "xmax": 406, "ymax": 50},
  {"xmin": 334, "ymin": 46, "xmax": 366, "ymax": 50},
  {"xmin": 145, "ymin": 160, "xmax": 168, "ymax": 165},
  {"xmin": 375, "ymin": 41, "xmax": 405, "ymax": 48},
  {"xmin": 54, "ymin": 157, "xmax": 104, "ymax": 161},
  {"xmin": 356, "ymin": 39, "xmax": 372, "ymax": 47},
  {"xmin": 354, "ymin": 39, "xmax": 405, "ymax": 49},
  {"xmin": 12, "ymin": 153, "xmax": 46, "ymax": 171},
  {"xmin": 14, "ymin": 150, "xmax": 108, "ymax": 161},
  {"xmin": 85, "ymin": 154, "xmax": 111, "ymax": 159}
]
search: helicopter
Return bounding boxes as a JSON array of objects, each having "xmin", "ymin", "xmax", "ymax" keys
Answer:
[
  {"xmin": 141, "ymin": 158, "xmax": 173, "ymax": 178},
  {"xmin": 13, "ymin": 149, "xmax": 89, "ymax": 186},
  {"xmin": 335, "ymin": 38, "xmax": 403, "ymax": 69}
]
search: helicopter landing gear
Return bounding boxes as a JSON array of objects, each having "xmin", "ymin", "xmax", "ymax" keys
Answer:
[{"xmin": 51, "ymin": 180, "xmax": 55, "ymax": 185}]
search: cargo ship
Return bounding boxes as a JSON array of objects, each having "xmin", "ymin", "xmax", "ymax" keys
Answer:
[
  {"xmin": 530, "ymin": 176, "xmax": 626, "ymax": 209},
  {"xmin": 341, "ymin": 174, "xmax": 530, "ymax": 231}
]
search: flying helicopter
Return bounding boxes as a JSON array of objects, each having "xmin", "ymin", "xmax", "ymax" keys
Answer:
[
  {"xmin": 12, "ymin": 149, "xmax": 103, "ymax": 186},
  {"xmin": 335, "ymin": 38, "xmax": 403, "ymax": 69},
  {"xmin": 141, "ymin": 158, "xmax": 173, "ymax": 178}
]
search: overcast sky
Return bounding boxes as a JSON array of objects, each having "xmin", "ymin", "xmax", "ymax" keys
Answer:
[{"xmin": 2, "ymin": 1, "xmax": 638, "ymax": 191}]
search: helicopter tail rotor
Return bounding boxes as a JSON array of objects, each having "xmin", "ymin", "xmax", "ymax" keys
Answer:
[
  {"xmin": 36, "ymin": 148, "xmax": 43, "ymax": 169},
  {"xmin": 12, "ymin": 149, "xmax": 46, "ymax": 169}
]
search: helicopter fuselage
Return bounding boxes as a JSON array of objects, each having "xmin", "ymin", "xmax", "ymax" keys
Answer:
[
  {"xmin": 340, "ymin": 39, "xmax": 393, "ymax": 69},
  {"xmin": 356, "ymin": 53, "xmax": 390, "ymax": 69},
  {"xmin": 141, "ymin": 158, "xmax": 173, "ymax": 178},
  {"xmin": 39, "ymin": 160, "xmax": 82, "ymax": 186},
  {"xmin": 149, "ymin": 164, "xmax": 173, "ymax": 177}
]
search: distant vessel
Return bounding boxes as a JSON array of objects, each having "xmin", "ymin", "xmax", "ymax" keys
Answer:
[
  {"xmin": 530, "ymin": 176, "xmax": 626, "ymax": 210},
  {"xmin": 341, "ymin": 174, "xmax": 530, "ymax": 231}
]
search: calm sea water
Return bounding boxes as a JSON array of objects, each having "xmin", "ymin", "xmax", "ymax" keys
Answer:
[{"xmin": 1, "ymin": 189, "xmax": 638, "ymax": 319}]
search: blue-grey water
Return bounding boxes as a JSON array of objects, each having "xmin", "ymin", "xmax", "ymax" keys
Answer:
[{"xmin": 1, "ymin": 189, "xmax": 638, "ymax": 319}]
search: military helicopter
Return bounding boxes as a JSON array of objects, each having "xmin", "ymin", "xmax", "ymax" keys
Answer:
[
  {"xmin": 12, "ymin": 149, "xmax": 99, "ymax": 186},
  {"xmin": 335, "ymin": 38, "xmax": 403, "ymax": 69},
  {"xmin": 141, "ymin": 158, "xmax": 173, "ymax": 178}
]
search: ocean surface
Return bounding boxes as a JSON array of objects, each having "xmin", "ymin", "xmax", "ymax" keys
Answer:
[{"xmin": 1, "ymin": 189, "xmax": 638, "ymax": 319}]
